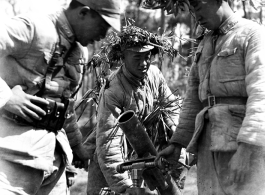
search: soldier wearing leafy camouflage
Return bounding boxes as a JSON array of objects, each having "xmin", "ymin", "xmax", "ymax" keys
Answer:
[{"xmin": 85, "ymin": 24, "xmax": 186, "ymax": 194}]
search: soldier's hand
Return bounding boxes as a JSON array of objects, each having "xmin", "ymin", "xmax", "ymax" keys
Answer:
[
  {"xmin": 66, "ymin": 171, "xmax": 77, "ymax": 187},
  {"xmin": 72, "ymin": 154, "xmax": 89, "ymax": 170},
  {"xmin": 3, "ymin": 85, "xmax": 49, "ymax": 122},
  {"xmin": 155, "ymin": 143, "xmax": 182, "ymax": 171},
  {"xmin": 65, "ymin": 165, "xmax": 78, "ymax": 187},
  {"xmin": 72, "ymin": 143, "xmax": 93, "ymax": 170},
  {"xmin": 228, "ymin": 142, "xmax": 253, "ymax": 184}
]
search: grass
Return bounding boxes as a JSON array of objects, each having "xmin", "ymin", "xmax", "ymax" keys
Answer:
[
  {"xmin": 183, "ymin": 165, "xmax": 198, "ymax": 195},
  {"xmin": 70, "ymin": 169, "xmax": 88, "ymax": 195},
  {"xmin": 70, "ymin": 165, "xmax": 198, "ymax": 195}
]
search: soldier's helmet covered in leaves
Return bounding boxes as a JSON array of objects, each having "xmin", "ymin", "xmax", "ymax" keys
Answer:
[
  {"xmin": 88, "ymin": 20, "xmax": 178, "ymax": 70},
  {"xmin": 141, "ymin": 0, "xmax": 264, "ymax": 16}
]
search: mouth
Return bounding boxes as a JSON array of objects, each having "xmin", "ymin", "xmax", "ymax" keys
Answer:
[
  {"xmin": 88, "ymin": 40, "xmax": 95, "ymax": 44},
  {"xmin": 198, "ymin": 21, "xmax": 207, "ymax": 27},
  {"xmin": 96, "ymin": 36, "xmax": 104, "ymax": 42},
  {"xmin": 139, "ymin": 68, "xmax": 148, "ymax": 72}
]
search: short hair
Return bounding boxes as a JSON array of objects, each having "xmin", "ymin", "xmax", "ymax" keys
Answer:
[
  {"xmin": 69, "ymin": 0, "xmax": 84, "ymax": 9},
  {"xmin": 68, "ymin": 0, "xmax": 99, "ymax": 16}
]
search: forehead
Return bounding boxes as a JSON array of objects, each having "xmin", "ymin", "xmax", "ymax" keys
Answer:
[
  {"xmin": 124, "ymin": 50, "xmax": 151, "ymax": 57},
  {"xmin": 189, "ymin": 0, "xmax": 212, "ymax": 6}
]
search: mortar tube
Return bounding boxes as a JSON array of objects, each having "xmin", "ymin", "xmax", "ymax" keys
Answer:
[
  {"xmin": 117, "ymin": 110, "xmax": 181, "ymax": 195},
  {"xmin": 117, "ymin": 110, "xmax": 157, "ymax": 158}
]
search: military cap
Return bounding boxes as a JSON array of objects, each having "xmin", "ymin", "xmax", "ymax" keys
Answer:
[
  {"xmin": 88, "ymin": 23, "xmax": 178, "ymax": 70},
  {"xmin": 76, "ymin": 0, "xmax": 121, "ymax": 32}
]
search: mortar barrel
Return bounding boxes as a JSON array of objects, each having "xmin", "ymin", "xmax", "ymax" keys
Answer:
[{"xmin": 117, "ymin": 110, "xmax": 157, "ymax": 157}]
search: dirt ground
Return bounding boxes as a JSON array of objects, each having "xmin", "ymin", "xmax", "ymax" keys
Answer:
[{"xmin": 70, "ymin": 165, "xmax": 198, "ymax": 195}]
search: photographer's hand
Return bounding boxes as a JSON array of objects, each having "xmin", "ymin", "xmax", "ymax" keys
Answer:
[{"xmin": 3, "ymin": 85, "xmax": 49, "ymax": 122}]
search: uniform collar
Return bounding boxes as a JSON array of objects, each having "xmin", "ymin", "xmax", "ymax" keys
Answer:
[
  {"xmin": 217, "ymin": 13, "xmax": 239, "ymax": 35},
  {"xmin": 122, "ymin": 65, "xmax": 146, "ymax": 88},
  {"xmin": 54, "ymin": 9, "xmax": 75, "ymax": 43}
]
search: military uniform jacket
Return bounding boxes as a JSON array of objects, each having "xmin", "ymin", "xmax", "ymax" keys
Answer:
[
  {"xmin": 0, "ymin": 9, "xmax": 86, "ymax": 172},
  {"xmin": 170, "ymin": 14, "xmax": 265, "ymax": 153},
  {"xmin": 95, "ymin": 65, "xmax": 179, "ymax": 192}
]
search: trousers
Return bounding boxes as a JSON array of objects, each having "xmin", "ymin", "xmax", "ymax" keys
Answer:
[{"xmin": 197, "ymin": 121, "xmax": 265, "ymax": 195}]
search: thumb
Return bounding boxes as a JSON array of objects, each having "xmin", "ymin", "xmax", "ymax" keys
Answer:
[
  {"xmin": 20, "ymin": 85, "xmax": 28, "ymax": 91},
  {"xmin": 13, "ymin": 85, "xmax": 27, "ymax": 91},
  {"xmin": 155, "ymin": 152, "xmax": 162, "ymax": 164},
  {"xmin": 155, "ymin": 149, "xmax": 167, "ymax": 164}
]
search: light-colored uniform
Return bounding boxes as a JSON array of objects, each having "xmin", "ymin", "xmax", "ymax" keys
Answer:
[
  {"xmin": 170, "ymin": 14, "xmax": 265, "ymax": 195},
  {"xmin": 0, "ymin": 9, "xmax": 86, "ymax": 195},
  {"xmin": 0, "ymin": 77, "xmax": 12, "ymax": 108}
]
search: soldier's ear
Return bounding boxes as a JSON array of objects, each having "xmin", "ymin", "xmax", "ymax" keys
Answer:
[
  {"xmin": 121, "ymin": 50, "xmax": 126, "ymax": 60},
  {"xmin": 78, "ymin": 6, "xmax": 91, "ymax": 18}
]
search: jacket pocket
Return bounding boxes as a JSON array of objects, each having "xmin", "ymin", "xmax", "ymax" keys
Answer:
[
  {"xmin": 226, "ymin": 105, "xmax": 246, "ymax": 140},
  {"xmin": 209, "ymin": 105, "xmax": 245, "ymax": 152},
  {"xmin": 215, "ymin": 46, "xmax": 246, "ymax": 95},
  {"xmin": 216, "ymin": 46, "xmax": 245, "ymax": 80}
]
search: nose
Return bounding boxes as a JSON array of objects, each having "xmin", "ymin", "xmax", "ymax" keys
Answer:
[
  {"xmin": 102, "ymin": 25, "xmax": 111, "ymax": 37},
  {"xmin": 193, "ymin": 11, "xmax": 202, "ymax": 23},
  {"xmin": 101, "ymin": 30, "xmax": 107, "ymax": 39},
  {"xmin": 140, "ymin": 59, "xmax": 148, "ymax": 67}
]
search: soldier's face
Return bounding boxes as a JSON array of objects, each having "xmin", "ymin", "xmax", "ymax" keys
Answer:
[
  {"xmin": 189, "ymin": 0, "xmax": 223, "ymax": 30},
  {"xmin": 124, "ymin": 50, "xmax": 152, "ymax": 79},
  {"xmin": 75, "ymin": 8, "xmax": 110, "ymax": 46}
]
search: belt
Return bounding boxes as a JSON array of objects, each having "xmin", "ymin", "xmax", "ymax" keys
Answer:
[{"xmin": 202, "ymin": 96, "xmax": 247, "ymax": 108}]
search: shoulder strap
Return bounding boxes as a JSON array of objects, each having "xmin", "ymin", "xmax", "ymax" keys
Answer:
[
  {"xmin": 35, "ymin": 42, "xmax": 63, "ymax": 97},
  {"xmin": 36, "ymin": 23, "xmax": 70, "ymax": 98}
]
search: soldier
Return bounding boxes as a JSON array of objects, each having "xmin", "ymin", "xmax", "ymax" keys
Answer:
[
  {"xmin": 85, "ymin": 24, "xmax": 186, "ymax": 195},
  {"xmin": 0, "ymin": 0, "xmax": 121, "ymax": 194},
  {"xmin": 156, "ymin": 0, "xmax": 265, "ymax": 194}
]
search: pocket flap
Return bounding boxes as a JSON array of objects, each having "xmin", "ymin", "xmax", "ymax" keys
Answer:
[
  {"xmin": 219, "ymin": 75, "xmax": 245, "ymax": 83},
  {"xmin": 218, "ymin": 47, "xmax": 237, "ymax": 57}
]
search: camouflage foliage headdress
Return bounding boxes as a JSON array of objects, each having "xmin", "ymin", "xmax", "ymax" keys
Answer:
[
  {"xmin": 141, "ymin": 0, "xmax": 264, "ymax": 17},
  {"xmin": 142, "ymin": 0, "xmax": 190, "ymax": 16},
  {"xmin": 88, "ymin": 19, "xmax": 179, "ymax": 74}
]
